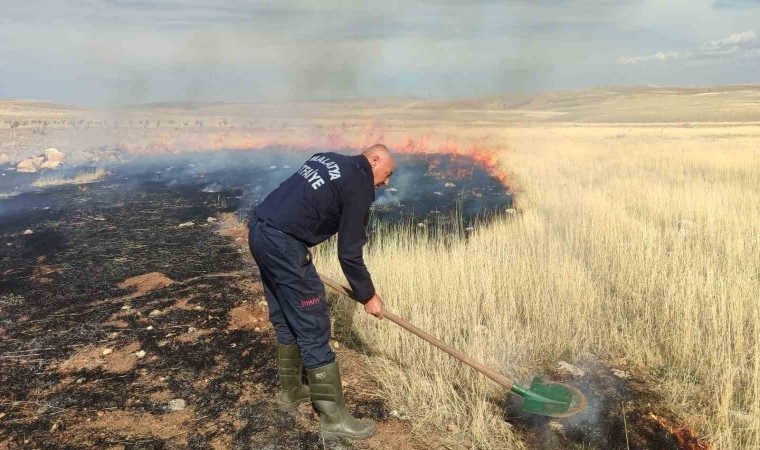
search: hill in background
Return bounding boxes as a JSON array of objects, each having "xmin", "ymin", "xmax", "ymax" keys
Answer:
[{"xmin": 3, "ymin": 84, "xmax": 760, "ymax": 124}]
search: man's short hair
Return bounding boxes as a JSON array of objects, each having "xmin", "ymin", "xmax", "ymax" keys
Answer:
[{"xmin": 362, "ymin": 144, "xmax": 391, "ymax": 156}]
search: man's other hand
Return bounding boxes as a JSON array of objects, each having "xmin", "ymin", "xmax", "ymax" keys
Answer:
[{"xmin": 364, "ymin": 294, "xmax": 384, "ymax": 319}]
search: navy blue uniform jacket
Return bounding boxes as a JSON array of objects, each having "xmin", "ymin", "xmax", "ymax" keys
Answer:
[{"xmin": 254, "ymin": 152, "xmax": 376, "ymax": 303}]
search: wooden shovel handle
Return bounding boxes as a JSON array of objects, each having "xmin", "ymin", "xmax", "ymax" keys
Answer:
[{"xmin": 318, "ymin": 273, "xmax": 515, "ymax": 390}]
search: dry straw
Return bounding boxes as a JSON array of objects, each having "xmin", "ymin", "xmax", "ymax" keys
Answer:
[
  {"xmin": 33, "ymin": 167, "xmax": 107, "ymax": 187},
  {"xmin": 315, "ymin": 125, "xmax": 760, "ymax": 449}
]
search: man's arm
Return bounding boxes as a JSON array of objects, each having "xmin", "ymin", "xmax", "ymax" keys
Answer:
[{"xmin": 337, "ymin": 185, "xmax": 375, "ymax": 304}]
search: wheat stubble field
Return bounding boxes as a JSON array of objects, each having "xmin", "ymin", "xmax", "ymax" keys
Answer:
[{"xmin": 316, "ymin": 124, "xmax": 760, "ymax": 449}]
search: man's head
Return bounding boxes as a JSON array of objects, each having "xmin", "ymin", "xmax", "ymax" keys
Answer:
[{"xmin": 362, "ymin": 144, "xmax": 394, "ymax": 188}]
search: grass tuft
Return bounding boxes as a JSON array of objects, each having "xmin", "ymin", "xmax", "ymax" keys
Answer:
[{"xmin": 33, "ymin": 167, "xmax": 107, "ymax": 187}]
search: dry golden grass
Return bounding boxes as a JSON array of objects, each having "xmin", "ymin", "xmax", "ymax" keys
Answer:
[
  {"xmin": 314, "ymin": 125, "xmax": 760, "ymax": 449},
  {"xmin": 33, "ymin": 167, "xmax": 107, "ymax": 187}
]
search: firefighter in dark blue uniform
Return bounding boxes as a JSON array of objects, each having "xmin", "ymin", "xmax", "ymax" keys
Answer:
[{"xmin": 248, "ymin": 144, "xmax": 394, "ymax": 440}]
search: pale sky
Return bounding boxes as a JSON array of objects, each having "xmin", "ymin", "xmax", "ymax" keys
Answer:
[{"xmin": 1, "ymin": 0, "xmax": 759, "ymax": 106}]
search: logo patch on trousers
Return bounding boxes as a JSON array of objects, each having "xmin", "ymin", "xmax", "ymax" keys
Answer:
[
  {"xmin": 315, "ymin": 372, "xmax": 326, "ymax": 379},
  {"xmin": 300, "ymin": 297, "xmax": 321, "ymax": 307}
]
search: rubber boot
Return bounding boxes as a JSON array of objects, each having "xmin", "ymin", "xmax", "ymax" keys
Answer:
[
  {"xmin": 277, "ymin": 343, "xmax": 310, "ymax": 412},
  {"xmin": 307, "ymin": 361, "xmax": 376, "ymax": 440}
]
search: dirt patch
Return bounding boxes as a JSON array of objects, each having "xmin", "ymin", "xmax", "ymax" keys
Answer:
[
  {"xmin": 367, "ymin": 421, "xmax": 418, "ymax": 449},
  {"xmin": 75, "ymin": 408, "xmax": 195, "ymax": 446},
  {"xmin": 228, "ymin": 303, "xmax": 268, "ymax": 331},
  {"xmin": 216, "ymin": 212, "xmax": 248, "ymax": 243},
  {"xmin": 102, "ymin": 319, "xmax": 129, "ymax": 328},
  {"xmin": 236, "ymin": 380, "xmax": 267, "ymax": 404},
  {"xmin": 59, "ymin": 341, "xmax": 142, "ymax": 374},
  {"xmin": 30, "ymin": 264, "xmax": 63, "ymax": 284},
  {"xmin": 172, "ymin": 296, "xmax": 200, "ymax": 311},
  {"xmin": 205, "ymin": 410, "xmax": 250, "ymax": 450},
  {"xmin": 148, "ymin": 390, "xmax": 174, "ymax": 403},
  {"xmin": 117, "ymin": 272, "xmax": 174, "ymax": 295},
  {"xmin": 173, "ymin": 327, "xmax": 216, "ymax": 344}
]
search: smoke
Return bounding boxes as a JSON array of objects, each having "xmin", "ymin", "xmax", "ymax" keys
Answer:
[
  {"xmin": 109, "ymin": 72, "xmax": 154, "ymax": 106},
  {"xmin": 145, "ymin": 150, "xmax": 511, "ymax": 220},
  {"xmin": 0, "ymin": 149, "xmax": 512, "ymax": 228},
  {"xmin": 0, "ymin": 0, "xmax": 690, "ymax": 105},
  {"xmin": 503, "ymin": 358, "xmax": 678, "ymax": 449}
]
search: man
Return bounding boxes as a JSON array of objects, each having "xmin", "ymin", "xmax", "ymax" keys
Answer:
[{"xmin": 248, "ymin": 144, "xmax": 394, "ymax": 440}]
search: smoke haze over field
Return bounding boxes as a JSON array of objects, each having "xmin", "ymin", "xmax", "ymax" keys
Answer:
[{"xmin": 0, "ymin": 0, "xmax": 759, "ymax": 106}]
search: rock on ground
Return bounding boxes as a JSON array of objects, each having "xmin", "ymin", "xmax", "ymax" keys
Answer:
[
  {"xmin": 40, "ymin": 160, "xmax": 62, "ymax": 169},
  {"xmin": 167, "ymin": 399, "xmax": 187, "ymax": 411},
  {"xmin": 44, "ymin": 148, "xmax": 65, "ymax": 162},
  {"xmin": 16, "ymin": 149, "xmax": 65, "ymax": 172},
  {"xmin": 17, "ymin": 156, "xmax": 45, "ymax": 173}
]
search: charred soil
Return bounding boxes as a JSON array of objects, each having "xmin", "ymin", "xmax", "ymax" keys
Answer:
[{"xmin": 0, "ymin": 160, "xmax": 411, "ymax": 449}]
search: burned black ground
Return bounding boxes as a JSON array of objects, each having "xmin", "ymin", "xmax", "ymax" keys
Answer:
[
  {"xmin": 0, "ymin": 158, "xmax": 325, "ymax": 448},
  {"xmin": 1, "ymin": 150, "xmax": 515, "ymax": 449}
]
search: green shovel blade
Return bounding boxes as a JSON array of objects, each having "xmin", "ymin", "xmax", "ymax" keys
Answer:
[{"xmin": 511, "ymin": 377, "xmax": 587, "ymax": 418}]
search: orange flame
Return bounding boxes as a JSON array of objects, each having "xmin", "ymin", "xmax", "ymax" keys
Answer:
[
  {"xmin": 360, "ymin": 122, "xmax": 385, "ymax": 148},
  {"xmin": 648, "ymin": 413, "xmax": 711, "ymax": 450},
  {"xmin": 116, "ymin": 122, "xmax": 511, "ymax": 187}
]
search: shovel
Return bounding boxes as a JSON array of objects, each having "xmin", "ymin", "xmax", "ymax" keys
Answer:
[{"xmin": 319, "ymin": 273, "xmax": 587, "ymax": 418}]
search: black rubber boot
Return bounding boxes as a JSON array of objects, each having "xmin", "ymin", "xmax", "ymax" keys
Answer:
[
  {"xmin": 277, "ymin": 343, "xmax": 310, "ymax": 412},
  {"xmin": 307, "ymin": 361, "xmax": 377, "ymax": 440}
]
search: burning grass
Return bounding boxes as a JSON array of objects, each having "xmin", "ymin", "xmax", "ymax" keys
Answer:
[
  {"xmin": 314, "ymin": 126, "xmax": 760, "ymax": 449},
  {"xmin": 32, "ymin": 167, "xmax": 106, "ymax": 187}
]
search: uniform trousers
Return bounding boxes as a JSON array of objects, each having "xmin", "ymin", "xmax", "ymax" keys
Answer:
[{"xmin": 248, "ymin": 219, "xmax": 335, "ymax": 369}]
